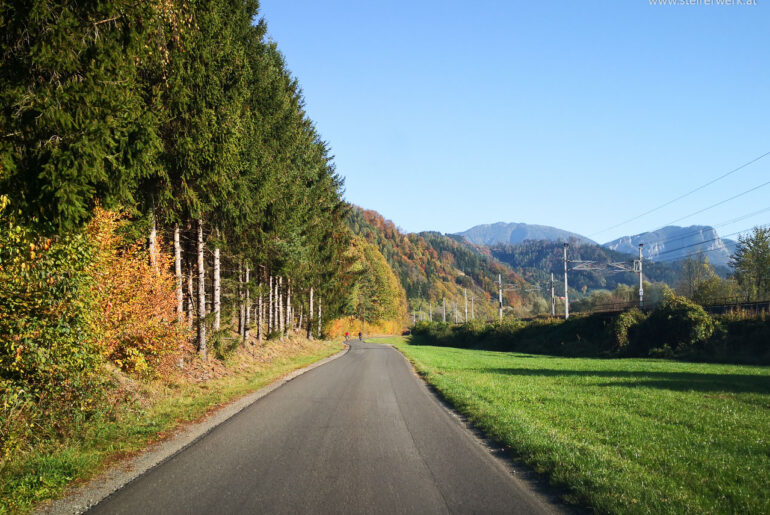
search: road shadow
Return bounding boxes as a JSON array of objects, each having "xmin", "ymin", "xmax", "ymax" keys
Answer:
[{"xmin": 480, "ymin": 368, "xmax": 770, "ymax": 394}]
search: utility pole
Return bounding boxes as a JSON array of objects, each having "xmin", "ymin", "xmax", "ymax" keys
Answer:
[
  {"xmin": 550, "ymin": 272, "xmax": 555, "ymax": 317},
  {"xmin": 638, "ymin": 243, "xmax": 644, "ymax": 309},
  {"xmin": 498, "ymin": 274, "xmax": 503, "ymax": 322},
  {"xmin": 471, "ymin": 296, "xmax": 474, "ymax": 320},
  {"xmin": 563, "ymin": 243, "xmax": 569, "ymax": 320},
  {"xmin": 464, "ymin": 289, "xmax": 468, "ymax": 322},
  {"xmin": 443, "ymin": 297, "xmax": 446, "ymax": 323}
]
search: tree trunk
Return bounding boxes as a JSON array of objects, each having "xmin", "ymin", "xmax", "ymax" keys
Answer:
[
  {"xmin": 307, "ymin": 286, "xmax": 314, "ymax": 340},
  {"xmin": 275, "ymin": 277, "xmax": 280, "ymax": 333},
  {"xmin": 213, "ymin": 242, "xmax": 221, "ymax": 332},
  {"xmin": 273, "ymin": 278, "xmax": 277, "ymax": 331},
  {"xmin": 298, "ymin": 304, "xmax": 303, "ymax": 333},
  {"xmin": 149, "ymin": 212, "xmax": 159, "ymax": 273},
  {"xmin": 278, "ymin": 276, "xmax": 284, "ymax": 335},
  {"xmin": 244, "ymin": 264, "xmax": 251, "ymax": 343},
  {"xmin": 187, "ymin": 258, "xmax": 195, "ymax": 333},
  {"xmin": 286, "ymin": 278, "xmax": 291, "ymax": 336},
  {"xmin": 317, "ymin": 298, "xmax": 322, "ymax": 339},
  {"xmin": 174, "ymin": 224, "xmax": 183, "ymax": 323},
  {"xmin": 268, "ymin": 275, "xmax": 273, "ymax": 333},
  {"xmin": 238, "ymin": 262, "xmax": 244, "ymax": 337},
  {"xmin": 197, "ymin": 219, "xmax": 206, "ymax": 359},
  {"xmin": 258, "ymin": 285, "xmax": 263, "ymax": 342}
]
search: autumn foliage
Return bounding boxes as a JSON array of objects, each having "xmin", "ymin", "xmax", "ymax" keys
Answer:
[
  {"xmin": 88, "ymin": 208, "xmax": 186, "ymax": 374},
  {"xmin": 1, "ymin": 205, "xmax": 187, "ymax": 459}
]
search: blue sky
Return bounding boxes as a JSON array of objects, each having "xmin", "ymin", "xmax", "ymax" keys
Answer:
[{"xmin": 259, "ymin": 0, "xmax": 770, "ymax": 243}]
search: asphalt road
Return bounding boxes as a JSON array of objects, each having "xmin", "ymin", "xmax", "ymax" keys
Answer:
[{"xmin": 90, "ymin": 341, "xmax": 557, "ymax": 514}]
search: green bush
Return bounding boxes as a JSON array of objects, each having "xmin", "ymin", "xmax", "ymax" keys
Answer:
[
  {"xmin": 639, "ymin": 294, "xmax": 715, "ymax": 353},
  {"xmin": 410, "ymin": 300, "xmax": 769, "ymax": 365},
  {"xmin": 454, "ymin": 319, "xmax": 489, "ymax": 346},
  {"xmin": 412, "ymin": 321, "xmax": 455, "ymax": 345},
  {"xmin": 611, "ymin": 308, "xmax": 647, "ymax": 351},
  {"xmin": 0, "ymin": 212, "xmax": 104, "ymax": 459}
]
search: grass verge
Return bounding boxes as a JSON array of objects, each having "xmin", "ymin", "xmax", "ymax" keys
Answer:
[
  {"xmin": 377, "ymin": 335, "xmax": 770, "ymax": 514},
  {"xmin": 0, "ymin": 337, "xmax": 342, "ymax": 514}
]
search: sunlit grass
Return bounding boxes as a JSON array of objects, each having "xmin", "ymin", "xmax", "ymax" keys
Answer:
[{"xmin": 377, "ymin": 336, "xmax": 770, "ymax": 514}]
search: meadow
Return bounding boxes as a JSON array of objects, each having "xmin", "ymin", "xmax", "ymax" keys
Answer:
[{"xmin": 380, "ymin": 335, "xmax": 770, "ymax": 514}]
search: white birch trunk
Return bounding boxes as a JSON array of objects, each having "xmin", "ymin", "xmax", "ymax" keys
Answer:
[
  {"xmin": 317, "ymin": 298, "xmax": 322, "ymax": 339},
  {"xmin": 307, "ymin": 286, "xmax": 314, "ymax": 339},
  {"xmin": 244, "ymin": 264, "xmax": 251, "ymax": 343},
  {"xmin": 213, "ymin": 243, "xmax": 220, "ymax": 332},
  {"xmin": 275, "ymin": 278, "xmax": 280, "ymax": 333},
  {"xmin": 149, "ymin": 213, "xmax": 159, "ymax": 273},
  {"xmin": 258, "ymin": 286, "xmax": 263, "ymax": 342},
  {"xmin": 187, "ymin": 259, "xmax": 194, "ymax": 332},
  {"xmin": 174, "ymin": 224, "xmax": 183, "ymax": 322},
  {"xmin": 197, "ymin": 219, "xmax": 207, "ymax": 359},
  {"xmin": 268, "ymin": 275, "xmax": 273, "ymax": 333},
  {"xmin": 278, "ymin": 276, "xmax": 284, "ymax": 334},
  {"xmin": 238, "ymin": 262, "xmax": 244, "ymax": 337},
  {"xmin": 286, "ymin": 279, "xmax": 291, "ymax": 335}
]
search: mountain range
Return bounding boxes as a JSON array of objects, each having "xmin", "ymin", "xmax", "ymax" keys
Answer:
[
  {"xmin": 603, "ymin": 226, "xmax": 736, "ymax": 268},
  {"xmin": 457, "ymin": 222, "xmax": 595, "ymax": 246},
  {"xmin": 348, "ymin": 211, "xmax": 742, "ymax": 317},
  {"xmin": 456, "ymin": 222, "xmax": 736, "ymax": 268}
]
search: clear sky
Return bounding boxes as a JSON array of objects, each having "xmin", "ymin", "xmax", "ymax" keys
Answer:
[{"xmin": 259, "ymin": 0, "xmax": 770, "ymax": 243}]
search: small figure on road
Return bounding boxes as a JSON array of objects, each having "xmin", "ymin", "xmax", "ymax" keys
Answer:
[
  {"xmin": 358, "ymin": 331, "xmax": 362, "ymax": 341},
  {"xmin": 345, "ymin": 331, "xmax": 349, "ymax": 341}
]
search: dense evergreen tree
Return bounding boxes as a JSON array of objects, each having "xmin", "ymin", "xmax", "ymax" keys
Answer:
[
  {"xmin": 0, "ymin": 1, "xmax": 166, "ymax": 231},
  {"xmin": 1, "ymin": 0, "xmax": 351, "ymax": 354}
]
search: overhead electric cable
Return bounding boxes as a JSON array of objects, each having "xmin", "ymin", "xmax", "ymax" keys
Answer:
[
  {"xmin": 591, "ymin": 150, "xmax": 770, "ymax": 238},
  {"xmin": 663, "ymin": 180, "xmax": 770, "ymax": 227},
  {"xmin": 608, "ymin": 206, "xmax": 770, "ymax": 251}
]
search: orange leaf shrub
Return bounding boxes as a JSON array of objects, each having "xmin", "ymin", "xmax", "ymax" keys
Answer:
[
  {"xmin": 88, "ymin": 208, "xmax": 186, "ymax": 374},
  {"xmin": 325, "ymin": 317, "xmax": 405, "ymax": 338}
]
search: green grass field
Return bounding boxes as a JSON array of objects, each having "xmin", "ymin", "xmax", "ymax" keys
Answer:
[{"xmin": 377, "ymin": 336, "xmax": 770, "ymax": 514}]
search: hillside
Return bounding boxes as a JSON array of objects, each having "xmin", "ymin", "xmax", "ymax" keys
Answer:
[
  {"xmin": 603, "ymin": 225, "xmax": 736, "ymax": 268},
  {"xmin": 338, "ymin": 236, "xmax": 408, "ymax": 327},
  {"xmin": 457, "ymin": 222, "xmax": 595, "ymax": 246},
  {"xmin": 486, "ymin": 239, "xmax": 684, "ymax": 296},
  {"xmin": 347, "ymin": 208, "xmax": 546, "ymax": 318}
]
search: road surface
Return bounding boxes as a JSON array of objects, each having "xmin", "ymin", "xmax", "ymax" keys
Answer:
[{"xmin": 90, "ymin": 341, "xmax": 558, "ymax": 514}]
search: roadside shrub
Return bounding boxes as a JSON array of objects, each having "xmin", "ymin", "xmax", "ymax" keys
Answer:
[
  {"xmin": 455, "ymin": 319, "xmax": 490, "ymax": 345},
  {"xmin": 611, "ymin": 308, "xmax": 647, "ymax": 351},
  {"xmin": 647, "ymin": 344, "xmax": 675, "ymax": 359},
  {"xmin": 412, "ymin": 321, "xmax": 455, "ymax": 345},
  {"xmin": 0, "ymin": 199, "xmax": 104, "ymax": 459},
  {"xmin": 88, "ymin": 208, "xmax": 185, "ymax": 374},
  {"xmin": 704, "ymin": 314, "xmax": 770, "ymax": 364},
  {"xmin": 638, "ymin": 293, "xmax": 715, "ymax": 353}
]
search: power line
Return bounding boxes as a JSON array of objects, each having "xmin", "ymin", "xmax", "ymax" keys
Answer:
[
  {"xmin": 605, "ymin": 206, "xmax": 770, "ymax": 254},
  {"xmin": 590, "ymin": 150, "xmax": 770, "ymax": 238},
  {"xmin": 663, "ymin": 180, "xmax": 770, "ymax": 227},
  {"xmin": 651, "ymin": 224, "xmax": 766, "ymax": 261}
]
